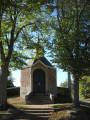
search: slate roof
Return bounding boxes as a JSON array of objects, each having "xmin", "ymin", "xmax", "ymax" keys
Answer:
[
  {"xmin": 25, "ymin": 57, "xmax": 53, "ymax": 68},
  {"xmin": 33, "ymin": 57, "xmax": 53, "ymax": 67}
]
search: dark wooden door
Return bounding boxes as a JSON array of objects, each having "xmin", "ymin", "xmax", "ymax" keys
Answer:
[{"xmin": 33, "ymin": 69, "xmax": 45, "ymax": 93}]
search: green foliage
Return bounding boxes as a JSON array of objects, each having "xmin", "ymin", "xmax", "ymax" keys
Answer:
[
  {"xmin": 60, "ymin": 80, "xmax": 74, "ymax": 95},
  {"xmin": 60, "ymin": 80, "xmax": 68, "ymax": 88},
  {"xmin": 0, "ymin": 0, "xmax": 50, "ymax": 69},
  {"xmin": 79, "ymin": 76, "xmax": 90, "ymax": 98},
  {"xmin": 42, "ymin": 0, "xmax": 90, "ymax": 106},
  {"xmin": 7, "ymin": 75, "xmax": 14, "ymax": 88},
  {"xmin": 10, "ymin": 51, "xmax": 30, "ymax": 70},
  {"xmin": 7, "ymin": 87, "xmax": 20, "ymax": 97},
  {"xmin": 35, "ymin": 40, "xmax": 45, "ymax": 59},
  {"xmin": 46, "ymin": 0, "xmax": 90, "ymax": 76}
]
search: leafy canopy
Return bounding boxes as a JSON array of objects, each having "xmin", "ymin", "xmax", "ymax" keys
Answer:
[
  {"xmin": 44, "ymin": 0, "xmax": 90, "ymax": 76},
  {"xmin": 0, "ymin": 0, "xmax": 51, "ymax": 70}
]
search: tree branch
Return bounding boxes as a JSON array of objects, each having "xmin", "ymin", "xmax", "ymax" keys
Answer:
[
  {"xmin": 56, "ymin": 6, "xmax": 62, "ymax": 33},
  {"xmin": 56, "ymin": 0, "xmax": 64, "ymax": 34},
  {"xmin": 6, "ymin": 10, "xmax": 17, "ymax": 62},
  {"xmin": 6, "ymin": 34, "xmax": 9, "ymax": 47},
  {"xmin": 0, "ymin": 10, "xmax": 5, "ymax": 61},
  {"xmin": 14, "ymin": 23, "xmax": 35, "ymax": 41}
]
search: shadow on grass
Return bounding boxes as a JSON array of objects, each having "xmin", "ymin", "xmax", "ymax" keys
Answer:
[{"xmin": 0, "ymin": 103, "xmax": 52, "ymax": 120}]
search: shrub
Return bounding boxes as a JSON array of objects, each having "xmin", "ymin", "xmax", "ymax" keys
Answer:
[
  {"xmin": 54, "ymin": 87, "xmax": 72, "ymax": 103},
  {"xmin": 7, "ymin": 87, "xmax": 20, "ymax": 97},
  {"xmin": 57, "ymin": 87, "xmax": 70, "ymax": 96}
]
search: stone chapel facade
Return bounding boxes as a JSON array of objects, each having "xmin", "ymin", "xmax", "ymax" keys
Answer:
[{"xmin": 20, "ymin": 57, "xmax": 57, "ymax": 103}]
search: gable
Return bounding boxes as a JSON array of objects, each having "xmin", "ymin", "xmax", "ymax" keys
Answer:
[
  {"xmin": 33, "ymin": 57, "xmax": 53, "ymax": 67},
  {"xmin": 32, "ymin": 60, "xmax": 47, "ymax": 67}
]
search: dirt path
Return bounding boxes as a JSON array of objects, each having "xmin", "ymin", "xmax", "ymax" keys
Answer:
[{"xmin": 14, "ymin": 104, "xmax": 54, "ymax": 120}]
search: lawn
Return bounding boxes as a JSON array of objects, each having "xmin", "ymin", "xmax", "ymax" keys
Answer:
[
  {"xmin": 7, "ymin": 96, "xmax": 30, "ymax": 108},
  {"xmin": 7, "ymin": 96, "xmax": 25, "ymax": 105}
]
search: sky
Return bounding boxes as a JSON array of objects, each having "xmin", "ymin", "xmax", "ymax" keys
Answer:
[{"xmin": 12, "ymin": 68, "xmax": 68, "ymax": 87}]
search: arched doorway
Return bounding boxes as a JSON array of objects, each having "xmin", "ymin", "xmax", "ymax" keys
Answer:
[{"xmin": 33, "ymin": 69, "xmax": 45, "ymax": 93}]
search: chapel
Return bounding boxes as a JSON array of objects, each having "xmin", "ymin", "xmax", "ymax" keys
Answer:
[{"xmin": 20, "ymin": 40, "xmax": 57, "ymax": 104}]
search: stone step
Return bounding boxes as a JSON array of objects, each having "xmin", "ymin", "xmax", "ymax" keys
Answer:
[
  {"xmin": 29, "ymin": 100, "xmax": 52, "ymax": 102},
  {"xmin": 27, "ymin": 101, "xmax": 53, "ymax": 105},
  {"xmin": 23, "ymin": 110, "xmax": 52, "ymax": 113},
  {"xmin": 30, "ymin": 94, "xmax": 50, "ymax": 97},
  {"xmin": 14, "ymin": 108, "xmax": 52, "ymax": 120},
  {"xmin": 20, "ymin": 108, "xmax": 53, "ymax": 110},
  {"xmin": 26, "ymin": 93, "xmax": 53, "ymax": 104},
  {"xmin": 29, "ymin": 97, "xmax": 50, "ymax": 100}
]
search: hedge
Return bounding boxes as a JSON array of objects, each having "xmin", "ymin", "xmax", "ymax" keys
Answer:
[
  {"xmin": 7, "ymin": 87, "xmax": 20, "ymax": 97},
  {"xmin": 54, "ymin": 87, "xmax": 72, "ymax": 103},
  {"xmin": 57, "ymin": 87, "xmax": 70, "ymax": 96}
]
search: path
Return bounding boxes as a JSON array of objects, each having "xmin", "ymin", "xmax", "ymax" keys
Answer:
[
  {"xmin": 80, "ymin": 100, "xmax": 90, "ymax": 106},
  {"xmin": 14, "ymin": 104, "xmax": 54, "ymax": 120}
]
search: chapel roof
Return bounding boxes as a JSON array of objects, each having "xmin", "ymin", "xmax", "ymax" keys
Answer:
[{"xmin": 26, "ymin": 57, "xmax": 53, "ymax": 68}]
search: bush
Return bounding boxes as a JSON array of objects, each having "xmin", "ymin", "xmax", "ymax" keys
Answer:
[
  {"xmin": 54, "ymin": 87, "xmax": 72, "ymax": 103},
  {"xmin": 57, "ymin": 87, "xmax": 70, "ymax": 96},
  {"xmin": 7, "ymin": 87, "xmax": 20, "ymax": 97}
]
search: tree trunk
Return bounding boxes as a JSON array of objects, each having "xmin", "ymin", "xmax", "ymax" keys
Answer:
[
  {"xmin": 0, "ymin": 65, "xmax": 8, "ymax": 109},
  {"xmin": 73, "ymin": 72, "xmax": 80, "ymax": 107},
  {"xmin": 68, "ymin": 72, "xmax": 71, "ymax": 97}
]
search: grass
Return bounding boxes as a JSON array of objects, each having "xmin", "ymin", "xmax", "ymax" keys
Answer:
[
  {"xmin": 7, "ymin": 96, "xmax": 25, "ymax": 105},
  {"xmin": 53, "ymin": 103, "xmax": 72, "ymax": 109},
  {"xmin": 7, "ymin": 96, "xmax": 30, "ymax": 109}
]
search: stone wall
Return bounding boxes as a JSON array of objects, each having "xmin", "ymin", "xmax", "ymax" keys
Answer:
[
  {"xmin": 47, "ymin": 67, "xmax": 57, "ymax": 97},
  {"xmin": 20, "ymin": 68, "xmax": 31, "ymax": 98}
]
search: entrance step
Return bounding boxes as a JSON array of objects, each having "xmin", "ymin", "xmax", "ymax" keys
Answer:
[
  {"xmin": 26, "ymin": 94, "xmax": 53, "ymax": 104},
  {"xmin": 14, "ymin": 108, "xmax": 53, "ymax": 120}
]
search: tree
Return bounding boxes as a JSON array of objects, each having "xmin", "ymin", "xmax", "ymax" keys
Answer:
[
  {"xmin": 60, "ymin": 80, "xmax": 68, "ymax": 88},
  {"xmin": 7, "ymin": 75, "xmax": 14, "ymax": 88},
  {"xmin": 46, "ymin": 0, "xmax": 89, "ymax": 106},
  {"xmin": 0, "ymin": 0, "xmax": 50, "ymax": 109},
  {"xmin": 79, "ymin": 76, "xmax": 90, "ymax": 98}
]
